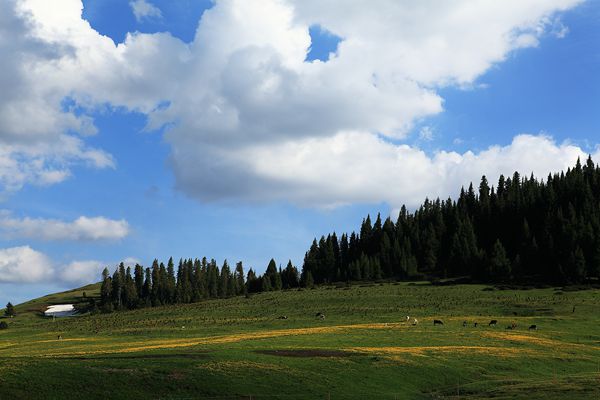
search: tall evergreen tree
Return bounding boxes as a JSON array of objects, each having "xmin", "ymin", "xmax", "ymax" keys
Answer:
[{"xmin": 4, "ymin": 302, "xmax": 16, "ymax": 317}]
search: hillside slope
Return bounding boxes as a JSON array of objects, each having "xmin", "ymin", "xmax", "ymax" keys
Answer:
[{"xmin": 0, "ymin": 282, "xmax": 599, "ymax": 399}]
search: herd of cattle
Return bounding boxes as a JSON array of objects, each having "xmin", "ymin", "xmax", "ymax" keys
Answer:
[
  {"xmin": 277, "ymin": 313, "xmax": 538, "ymax": 330},
  {"xmin": 410, "ymin": 316, "xmax": 537, "ymax": 330}
]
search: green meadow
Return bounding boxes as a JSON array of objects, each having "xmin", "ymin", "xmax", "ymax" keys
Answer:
[{"xmin": 1, "ymin": 282, "xmax": 599, "ymax": 399}]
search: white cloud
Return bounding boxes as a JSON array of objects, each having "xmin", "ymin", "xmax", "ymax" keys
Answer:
[
  {"xmin": 60, "ymin": 257, "xmax": 142, "ymax": 285},
  {"xmin": 0, "ymin": 213, "xmax": 129, "ymax": 241},
  {"xmin": 130, "ymin": 0, "xmax": 162, "ymax": 22},
  {"xmin": 419, "ymin": 126, "xmax": 434, "ymax": 142},
  {"xmin": 0, "ymin": 245, "xmax": 135, "ymax": 285},
  {"xmin": 59, "ymin": 260, "xmax": 105, "ymax": 285},
  {"xmin": 0, "ymin": 0, "xmax": 115, "ymax": 193},
  {"xmin": 0, "ymin": 246, "xmax": 53, "ymax": 283},
  {"xmin": 0, "ymin": 0, "xmax": 585, "ymax": 208},
  {"xmin": 217, "ymin": 133, "xmax": 599, "ymax": 208}
]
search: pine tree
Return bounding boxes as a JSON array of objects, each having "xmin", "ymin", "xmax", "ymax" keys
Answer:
[
  {"xmin": 207, "ymin": 260, "xmax": 219, "ymax": 298},
  {"xmin": 234, "ymin": 261, "xmax": 245, "ymax": 295},
  {"xmin": 265, "ymin": 259, "xmax": 278, "ymax": 288},
  {"xmin": 246, "ymin": 268, "xmax": 261, "ymax": 293},
  {"xmin": 282, "ymin": 260, "xmax": 299, "ymax": 289},
  {"xmin": 489, "ymin": 240, "xmax": 511, "ymax": 281},
  {"xmin": 142, "ymin": 267, "xmax": 152, "ymax": 306},
  {"xmin": 274, "ymin": 268, "xmax": 283, "ymax": 291},
  {"xmin": 100, "ymin": 267, "xmax": 112, "ymax": 307},
  {"xmin": 301, "ymin": 270, "xmax": 314, "ymax": 288},
  {"xmin": 167, "ymin": 257, "xmax": 176, "ymax": 304},
  {"xmin": 572, "ymin": 247, "xmax": 587, "ymax": 283},
  {"xmin": 4, "ymin": 302, "xmax": 16, "ymax": 317},
  {"xmin": 134, "ymin": 264, "xmax": 144, "ymax": 300},
  {"xmin": 150, "ymin": 260, "xmax": 161, "ymax": 306},
  {"xmin": 261, "ymin": 274, "xmax": 272, "ymax": 291},
  {"xmin": 219, "ymin": 260, "xmax": 231, "ymax": 298}
]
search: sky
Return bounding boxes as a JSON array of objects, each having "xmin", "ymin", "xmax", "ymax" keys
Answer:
[{"xmin": 1, "ymin": 0, "xmax": 599, "ymax": 306}]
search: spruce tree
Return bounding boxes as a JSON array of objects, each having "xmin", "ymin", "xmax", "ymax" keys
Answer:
[
  {"xmin": 219, "ymin": 260, "xmax": 231, "ymax": 298},
  {"xmin": 265, "ymin": 258, "xmax": 278, "ymax": 288},
  {"xmin": 234, "ymin": 262, "xmax": 245, "ymax": 295},
  {"xmin": 100, "ymin": 267, "xmax": 112, "ymax": 307},
  {"xmin": 4, "ymin": 302, "xmax": 16, "ymax": 317},
  {"xmin": 489, "ymin": 240, "xmax": 511, "ymax": 281}
]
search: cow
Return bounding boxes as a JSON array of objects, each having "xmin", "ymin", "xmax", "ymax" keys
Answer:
[
  {"xmin": 433, "ymin": 319, "xmax": 444, "ymax": 326},
  {"xmin": 57, "ymin": 335, "xmax": 62, "ymax": 340},
  {"xmin": 462, "ymin": 321, "xmax": 467, "ymax": 327},
  {"xmin": 406, "ymin": 316, "xmax": 410, "ymax": 322},
  {"xmin": 473, "ymin": 322, "xmax": 478, "ymax": 328},
  {"xmin": 488, "ymin": 319, "xmax": 498, "ymax": 327},
  {"xmin": 412, "ymin": 318, "xmax": 419, "ymax": 326},
  {"xmin": 277, "ymin": 315, "xmax": 288, "ymax": 320},
  {"xmin": 528, "ymin": 324, "xmax": 537, "ymax": 331}
]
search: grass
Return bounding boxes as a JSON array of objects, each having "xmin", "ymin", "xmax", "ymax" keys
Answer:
[{"xmin": 0, "ymin": 282, "xmax": 599, "ymax": 399}]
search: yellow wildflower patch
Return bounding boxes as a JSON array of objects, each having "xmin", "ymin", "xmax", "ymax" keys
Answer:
[
  {"xmin": 481, "ymin": 332, "xmax": 588, "ymax": 349},
  {"xmin": 347, "ymin": 345, "xmax": 537, "ymax": 358}
]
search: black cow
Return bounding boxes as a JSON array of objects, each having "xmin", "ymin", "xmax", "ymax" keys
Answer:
[
  {"xmin": 528, "ymin": 324, "xmax": 537, "ymax": 331},
  {"xmin": 433, "ymin": 319, "xmax": 444, "ymax": 326},
  {"xmin": 488, "ymin": 319, "xmax": 498, "ymax": 327}
]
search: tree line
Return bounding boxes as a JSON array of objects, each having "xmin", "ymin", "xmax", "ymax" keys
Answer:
[
  {"xmin": 301, "ymin": 157, "xmax": 600, "ymax": 285},
  {"xmin": 100, "ymin": 257, "xmax": 300, "ymax": 311},
  {"xmin": 100, "ymin": 157, "xmax": 600, "ymax": 312}
]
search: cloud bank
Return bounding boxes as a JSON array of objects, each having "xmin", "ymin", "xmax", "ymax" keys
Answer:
[
  {"xmin": 0, "ymin": 0, "xmax": 587, "ymax": 209},
  {"xmin": 0, "ymin": 212, "xmax": 130, "ymax": 241}
]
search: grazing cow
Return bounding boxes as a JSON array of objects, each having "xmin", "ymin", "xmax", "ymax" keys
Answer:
[
  {"xmin": 528, "ymin": 324, "xmax": 537, "ymax": 331},
  {"xmin": 57, "ymin": 335, "xmax": 62, "ymax": 340},
  {"xmin": 315, "ymin": 312, "xmax": 324, "ymax": 317},
  {"xmin": 433, "ymin": 319, "xmax": 444, "ymax": 326},
  {"xmin": 462, "ymin": 321, "xmax": 467, "ymax": 327},
  {"xmin": 412, "ymin": 318, "xmax": 418, "ymax": 326},
  {"xmin": 473, "ymin": 322, "xmax": 478, "ymax": 328},
  {"xmin": 277, "ymin": 315, "xmax": 288, "ymax": 320},
  {"xmin": 488, "ymin": 320, "xmax": 498, "ymax": 327}
]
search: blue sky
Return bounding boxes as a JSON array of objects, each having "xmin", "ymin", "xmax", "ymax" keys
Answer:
[{"xmin": 0, "ymin": 0, "xmax": 599, "ymax": 306}]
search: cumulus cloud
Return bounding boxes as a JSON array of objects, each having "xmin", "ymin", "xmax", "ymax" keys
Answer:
[
  {"xmin": 218, "ymin": 133, "xmax": 599, "ymax": 208},
  {"xmin": 59, "ymin": 256, "xmax": 142, "ymax": 285},
  {"xmin": 0, "ymin": 246, "xmax": 53, "ymax": 283},
  {"xmin": 1, "ymin": 0, "xmax": 586, "ymax": 208},
  {"xmin": 0, "ymin": 0, "xmax": 115, "ymax": 193},
  {"xmin": 130, "ymin": 0, "xmax": 162, "ymax": 22},
  {"xmin": 0, "ymin": 212, "xmax": 129, "ymax": 241},
  {"xmin": 0, "ymin": 244, "xmax": 135, "ymax": 284},
  {"xmin": 59, "ymin": 260, "xmax": 105, "ymax": 285}
]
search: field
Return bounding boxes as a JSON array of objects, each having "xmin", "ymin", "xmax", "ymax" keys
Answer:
[{"xmin": 1, "ymin": 282, "xmax": 599, "ymax": 399}]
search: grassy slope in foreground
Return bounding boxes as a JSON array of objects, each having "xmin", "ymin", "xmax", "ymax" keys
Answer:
[{"xmin": 0, "ymin": 282, "xmax": 599, "ymax": 399}]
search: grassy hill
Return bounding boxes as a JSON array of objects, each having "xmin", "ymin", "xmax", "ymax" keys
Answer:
[{"xmin": 1, "ymin": 282, "xmax": 599, "ymax": 399}]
